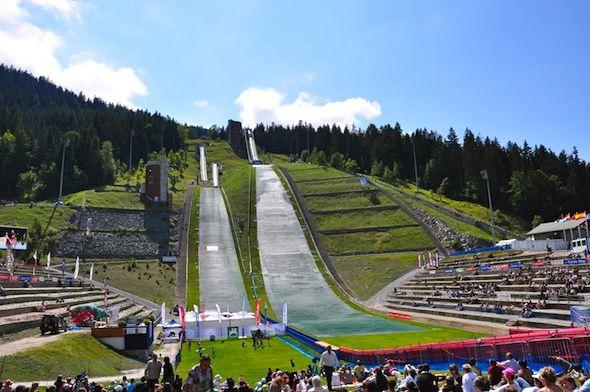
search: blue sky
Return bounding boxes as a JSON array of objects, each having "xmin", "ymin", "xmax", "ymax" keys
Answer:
[{"xmin": 1, "ymin": 0, "xmax": 589, "ymax": 158}]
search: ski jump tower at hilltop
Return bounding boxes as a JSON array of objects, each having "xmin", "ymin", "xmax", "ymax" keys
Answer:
[{"xmin": 227, "ymin": 120, "xmax": 260, "ymax": 164}]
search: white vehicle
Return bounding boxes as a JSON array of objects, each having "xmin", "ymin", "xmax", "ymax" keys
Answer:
[{"xmin": 571, "ymin": 237, "xmax": 589, "ymax": 254}]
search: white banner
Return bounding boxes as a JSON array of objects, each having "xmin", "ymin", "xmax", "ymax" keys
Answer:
[
  {"xmin": 73, "ymin": 257, "xmax": 80, "ymax": 280},
  {"xmin": 161, "ymin": 302, "xmax": 166, "ymax": 326},
  {"xmin": 215, "ymin": 304, "xmax": 222, "ymax": 323},
  {"xmin": 46, "ymin": 252, "xmax": 51, "ymax": 268},
  {"xmin": 282, "ymin": 302, "xmax": 288, "ymax": 325},
  {"xmin": 109, "ymin": 306, "xmax": 120, "ymax": 326},
  {"xmin": 496, "ymin": 292, "xmax": 512, "ymax": 300},
  {"xmin": 89, "ymin": 263, "xmax": 94, "ymax": 281}
]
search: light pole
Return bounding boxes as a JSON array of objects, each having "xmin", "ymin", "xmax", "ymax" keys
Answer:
[
  {"xmin": 129, "ymin": 129, "xmax": 135, "ymax": 173},
  {"xmin": 412, "ymin": 136, "xmax": 419, "ymax": 191},
  {"xmin": 481, "ymin": 170, "xmax": 496, "ymax": 245},
  {"xmin": 58, "ymin": 139, "xmax": 70, "ymax": 204}
]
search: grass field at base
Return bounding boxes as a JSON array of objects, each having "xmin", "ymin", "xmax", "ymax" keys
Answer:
[
  {"xmin": 321, "ymin": 226, "xmax": 434, "ymax": 254},
  {"xmin": 325, "ymin": 327, "xmax": 484, "ymax": 350},
  {"xmin": 176, "ymin": 339, "xmax": 313, "ymax": 384},
  {"xmin": 1, "ymin": 332, "xmax": 144, "ymax": 382},
  {"xmin": 332, "ymin": 253, "xmax": 418, "ymax": 300}
]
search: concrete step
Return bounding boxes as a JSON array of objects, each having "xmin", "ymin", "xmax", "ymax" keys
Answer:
[
  {"xmin": 384, "ymin": 303, "xmax": 572, "ymax": 329},
  {"xmin": 394, "ymin": 287, "xmax": 584, "ymax": 301},
  {"xmin": 401, "ymin": 283, "xmax": 588, "ymax": 293},
  {"xmin": 386, "ymin": 298, "xmax": 572, "ymax": 321},
  {"xmin": 1, "ymin": 287, "xmax": 87, "ymax": 296},
  {"xmin": 387, "ymin": 293, "xmax": 586, "ymax": 310},
  {"xmin": 116, "ymin": 305, "xmax": 145, "ymax": 321},
  {"xmin": 0, "ymin": 296, "xmax": 128, "ymax": 335},
  {"xmin": 0, "ymin": 290, "xmax": 100, "ymax": 306},
  {"xmin": 0, "ymin": 293, "xmax": 118, "ymax": 317}
]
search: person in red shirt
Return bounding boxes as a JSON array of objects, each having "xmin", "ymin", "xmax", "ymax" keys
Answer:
[{"xmin": 488, "ymin": 359, "xmax": 505, "ymax": 387}]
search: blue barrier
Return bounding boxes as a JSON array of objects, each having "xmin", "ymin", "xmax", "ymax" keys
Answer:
[
  {"xmin": 448, "ymin": 245, "xmax": 510, "ymax": 257},
  {"xmin": 284, "ymin": 326, "xmax": 322, "ymax": 357}
]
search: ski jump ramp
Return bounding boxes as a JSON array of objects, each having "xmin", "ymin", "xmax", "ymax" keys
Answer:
[
  {"xmin": 245, "ymin": 130, "xmax": 260, "ymax": 163},
  {"xmin": 199, "ymin": 144, "xmax": 208, "ymax": 182},
  {"xmin": 198, "ymin": 187, "xmax": 250, "ymax": 312},
  {"xmin": 255, "ymin": 165, "xmax": 419, "ymax": 336}
]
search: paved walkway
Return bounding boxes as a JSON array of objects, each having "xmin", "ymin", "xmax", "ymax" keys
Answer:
[
  {"xmin": 198, "ymin": 188, "xmax": 250, "ymax": 312},
  {"xmin": 255, "ymin": 165, "xmax": 418, "ymax": 336}
]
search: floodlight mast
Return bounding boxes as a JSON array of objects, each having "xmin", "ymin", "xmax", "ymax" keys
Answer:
[{"xmin": 481, "ymin": 169, "xmax": 496, "ymax": 245}]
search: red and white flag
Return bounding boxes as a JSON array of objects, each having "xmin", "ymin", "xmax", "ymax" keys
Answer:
[
  {"xmin": 255, "ymin": 300, "xmax": 261, "ymax": 325},
  {"xmin": 180, "ymin": 306, "xmax": 186, "ymax": 331}
]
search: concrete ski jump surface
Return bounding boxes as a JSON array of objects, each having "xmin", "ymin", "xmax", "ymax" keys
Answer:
[
  {"xmin": 255, "ymin": 165, "xmax": 420, "ymax": 336},
  {"xmin": 198, "ymin": 188, "xmax": 250, "ymax": 312}
]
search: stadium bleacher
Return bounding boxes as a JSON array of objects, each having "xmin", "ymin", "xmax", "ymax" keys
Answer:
[
  {"xmin": 0, "ymin": 266, "xmax": 153, "ymax": 335},
  {"xmin": 384, "ymin": 251, "xmax": 589, "ymax": 331}
]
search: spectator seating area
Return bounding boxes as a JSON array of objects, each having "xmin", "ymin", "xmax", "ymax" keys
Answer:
[
  {"xmin": 384, "ymin": 252, "xmax": 589, "ymax": 332},
  {"xmin": 0, "ymin": 266, "xmax": 154, "ymax": 335}
]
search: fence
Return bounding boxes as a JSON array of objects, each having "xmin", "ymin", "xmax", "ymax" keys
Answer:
[
  {"xmin": 448, "ymin": 245, "xmax": 510, "ymax": 257},
  {"xmin": 336, "ymin": 327, "xmax": 590, "ymax": 369}
]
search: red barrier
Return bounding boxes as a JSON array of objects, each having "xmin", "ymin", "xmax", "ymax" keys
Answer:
[
  {"xmin": 388, "ymin": 312, "xmax": 412, "ymax": 320},
  {"xmin": 336, "ymin": 327, "xmax": 590, "ymax": 365}
]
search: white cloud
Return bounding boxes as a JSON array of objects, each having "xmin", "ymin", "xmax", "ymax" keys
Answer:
[
  {"xmin": 194, "ymin": 99, "xmax": 209, "ymax": 108},
  {"xmin": 235, "ymin": 87, "xmax": 381, "ymax": 128},
  {"xmin": 0, "ymin": 0, "xmax": 147, "ymax": 108},
  {"xmin": 28, "ymin": 0, "xmax": 80, "ymax": 20}
]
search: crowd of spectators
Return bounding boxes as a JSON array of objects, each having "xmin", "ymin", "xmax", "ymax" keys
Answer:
[{"xmin": 2, "ymin": 348, "xmax": 590, "ymax": 392}]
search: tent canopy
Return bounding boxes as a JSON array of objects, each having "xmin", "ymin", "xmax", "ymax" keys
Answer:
[{"xmin": 527, "ymin": 220, "xmax": 586, "ymax": 236}]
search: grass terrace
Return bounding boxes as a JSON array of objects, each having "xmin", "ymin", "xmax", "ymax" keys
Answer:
[
  {"xmin": 332, "ymin": 253, "xmax": 419, "ymax": 300},
  {"xmin": 321, "ymin": 226, "xmax": 434, "ymax": 255},
  {"xmin": 314, "ymin": 208, "xmax": 415, "ymax": 231},
  {"xmin": 286, "ymin": 165, "xmax": 353, "ymax": 182},
  {"xmin": 298, "ymin": 177, "xmax": 369, "ymax": 194},
  {"xmin": 305, "ymin": 192, "xmax": 394, "ymax": 212}
]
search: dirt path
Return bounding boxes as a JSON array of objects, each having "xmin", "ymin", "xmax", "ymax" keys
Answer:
[{"xmin": 0, "ymin": 330, "xmax": 88, "ymax": 357}]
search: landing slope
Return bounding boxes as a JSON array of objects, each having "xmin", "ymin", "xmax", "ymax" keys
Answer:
[
  {"xmin": 198, "ymin": 187, "xmax": 250, "ymax": 311},
  {"xmin": 255, "ymin": 165, "xmax": 419, "ymax": 336}
]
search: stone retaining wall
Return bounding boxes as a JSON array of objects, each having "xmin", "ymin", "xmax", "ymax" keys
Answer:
[{"xmin": 56, "ymin": 207, "xmax": 181, "ymax": 259}]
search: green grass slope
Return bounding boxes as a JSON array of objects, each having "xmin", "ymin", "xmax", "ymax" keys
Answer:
[
  {"xmin": 374, "ymin": 177, "xmax": 525, "ymax": 235},
  {"xmin": 2, "ymin": 332, "xmax": 144, "ymax": 382}
]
